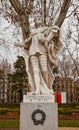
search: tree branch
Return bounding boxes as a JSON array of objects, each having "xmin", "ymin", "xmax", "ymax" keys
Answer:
[
  {"xmin": 9, "ymin": 0, "xmax": 24, "ymax": 15},
  {"xmin": 44, "ymin": 0, "xmax": 46, "ymax": 25},
  {"xmin": 9, "ymin": 0, "xmax": 34, "ymax": 40},
  {"xmin": 55, "ymin": 0, "xmax": 71, "ymax": 27},
  {"xmin": 9, "ymin": 0, "xmax": 30, "ymax": 39}
]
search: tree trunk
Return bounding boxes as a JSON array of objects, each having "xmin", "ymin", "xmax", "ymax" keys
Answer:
[
  {"xmin": 44, "ymin": 0, "xmax": 46, "ymax": 25},
  {"xmin": 9, "ymin": 0, "xmax": 30, "ymax": 40},
  {"xmin": 55, "ymin": 0, "xmax": 71, "ymax": 27},
  {"xmin": 9, "ymin": 0, "xmax": 71, "ymax": 35},
  {"xmin": 19, "ymin": 89, "xmax": 23, "ymax": 102}
]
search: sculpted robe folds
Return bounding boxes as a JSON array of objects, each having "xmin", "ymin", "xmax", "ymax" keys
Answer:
[{"xmin": 24, "ymin": 25, "xmax": 62, "ymax": 94}]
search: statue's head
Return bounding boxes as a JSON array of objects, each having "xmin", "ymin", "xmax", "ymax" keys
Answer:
[{"xmin": 34, "ymin": 11, "xmax": 43, "ymax": 28}]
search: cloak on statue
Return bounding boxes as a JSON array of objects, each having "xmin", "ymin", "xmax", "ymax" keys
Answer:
[{"xmin": 24, "ymin": 25, "xmax": 62, "ymax": 94}]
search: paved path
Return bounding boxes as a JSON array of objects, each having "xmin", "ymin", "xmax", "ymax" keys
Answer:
[{"xmin": 59, "ymin": 127, "xmax": 79, "ymax": 130}]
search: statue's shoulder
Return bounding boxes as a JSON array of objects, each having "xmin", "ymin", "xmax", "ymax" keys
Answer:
[
  {"xmin": 31, "ymin": 26, "xmax": 48, "ymax": 36},
  {"xmin": 31, "ymin": 28, "xmax": 40, "ymax": 36},
  {"xmin": 31, "ymin": 28, "xmax": 37, "ymax": 34}
]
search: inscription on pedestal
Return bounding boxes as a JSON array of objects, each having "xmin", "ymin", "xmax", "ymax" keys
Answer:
[{"xmin": 23, "ymin": 94, "xmax": 55, "ymax": 103}]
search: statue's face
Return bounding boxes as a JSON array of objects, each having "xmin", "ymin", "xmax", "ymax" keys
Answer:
[{"xmin": 35, "ymin": 16, "xmax": 43, "ymax": 26}]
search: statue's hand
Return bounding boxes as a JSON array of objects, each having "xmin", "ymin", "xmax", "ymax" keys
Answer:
[
  {"xmin": 14, "ymin": 42, "xmax": 24, "ymax": 48},
  {"xmin": 25, "ymin": 36, "xmax": 32, "ymax": 44}
]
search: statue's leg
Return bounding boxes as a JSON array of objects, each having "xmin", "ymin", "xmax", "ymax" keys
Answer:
[
  {"xmin": 39, "ymin": 54, "xmax": 53, "ymax": 94},
  {"xmin": 30, "ymin": 55, "xmax": 40, "ymax": 94},
  {"xmin": 39, "ymin": 54, "xmax": 48, "ymax": 86}
]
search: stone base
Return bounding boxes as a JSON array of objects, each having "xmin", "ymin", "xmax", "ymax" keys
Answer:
[
  {"xmin": 20, "ymin": 100, "xmax": 58, "ymax": 130},
  {"xmin": 23, "ymin": 93, "xmax": 55, "ymax": 103}
]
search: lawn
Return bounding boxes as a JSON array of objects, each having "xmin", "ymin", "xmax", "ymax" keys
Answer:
[
  {"xmin": 0, "ymin": 120, "xmax": 79, "ymax": 128},
  {"xmin": 0, "ymin": 103, "xmax": 79, "ymax": 128},
  {"xmin": 59, "ymin": 120, "xmax": 79, "ymax": 127},
  {"xmin": 0, "ymin": 120, "xmax": 19, "ymax": 128}
]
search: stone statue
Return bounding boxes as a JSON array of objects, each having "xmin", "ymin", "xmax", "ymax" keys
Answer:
[{"xmin": 15, "ymin": 13, "xmax": 62, "ymax": 95}]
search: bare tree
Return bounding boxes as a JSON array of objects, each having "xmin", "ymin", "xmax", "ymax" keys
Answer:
[
  {"xmin": 58, "ymin": 34, "xmax": 79, "ymax": 80},
  {"xmin": 0, "ymin": 0, "xmax": 79, "ymax": 79},
  {"xmin": 0, "ymin": 59, "xmax": 12, "ymax": 74},
  {"xmin": 0, "ymin": 0, "xmax": 72, "ymax": 40}
]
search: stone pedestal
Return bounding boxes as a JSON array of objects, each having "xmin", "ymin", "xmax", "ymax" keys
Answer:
[{"xmin": 20, "ymin": 95, "xmax": 58, "ymax": 130}]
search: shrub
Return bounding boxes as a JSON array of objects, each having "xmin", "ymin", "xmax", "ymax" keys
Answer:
[
  {"xmin": 58, "ymin": 109, "xmax": 72, "ymax": 115},
  {"xmin": 0, "ymin": 109, "xmax": 8, "ymax": 115},
  {"xmin": 58, "ymin": 103, "xmax": 79, "ymax": 108},
  {"xmin": 0, "ymin": 103, "xmax": 20, "ymax": 109}
]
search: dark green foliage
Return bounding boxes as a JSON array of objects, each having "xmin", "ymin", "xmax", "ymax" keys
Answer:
[
  {"xmin": 0, "ymin": 110, "xmax": 8, "ymax": 115},
  {"xmin": 53, "ymin": 67, "xmax": 59, "ymax": 74},
  {"xmin": 0, "ymin": 103, "xmax": 20, "ymax": 116},
  {"xmin": 58, "ymin": 109, "xmax": 72, "ymax": 115},
  {"xmin": 58, "ymin": 102, "xmax": 79, "ymax": 108},
  {"xmin": 58, "ymin": 103, "xmax": 79, "ymax": 115},
  {"xmin": 0, "ymin": 103, "xmax": 20, "ymax": 108},
  {"xmin": 8, "ymin": 56, "xmax": 28, "ymax": 102}
]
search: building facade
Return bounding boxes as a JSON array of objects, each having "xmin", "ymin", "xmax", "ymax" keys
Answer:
[
  {"xmin": 0, "ymin": 75, "xmax": 79, "ymax": 103},
  {"xmin": 53, "ymin": 76, "xmax": 75, "ymax": 103},
  {"xmin": 0, "ymin": 76, "xmax": 8, "ymax": 103},
  {"xmin": 74, "ymin": 80, "xmax": 79, "ymax": 102}
]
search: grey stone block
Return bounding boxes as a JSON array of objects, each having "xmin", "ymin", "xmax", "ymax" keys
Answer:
[{"xmin": 20, "ymin": 102, "xmax": 58, "ymax": 130}]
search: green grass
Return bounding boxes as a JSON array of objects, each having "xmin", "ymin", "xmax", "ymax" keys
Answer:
[
  {"xmin": 0, "ymin": 102, "xmax": 79, "ymax": 116},
  {"xmin": 0, "ymin": 120, "xmax": 79, "ymax": 128},
  {"xmin": 59, "ymin": 120, "xmax": 79, "ymax": 127},
  {"xmin": 0, "ymin": 120, "xmax": 19, "ymax": 128},
  {"xmin": 0, "ymin": 103, "xmax": 20, "ymax": 115},
  {"xmin": 58, "ymin": 103, "xmax": 79, "ymax": 108},
  {"xmin": 0, "ymin": 103, "xmax": 79, "ymax": 128},
  {"xmin": 0, "ymin": 103, "xmax": 20, "ymax": 109}
]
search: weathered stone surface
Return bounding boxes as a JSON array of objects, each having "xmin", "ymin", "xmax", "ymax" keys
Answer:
[{"xmin": 20, "ymin": 102, "xmax": 58, "ymax": 130}]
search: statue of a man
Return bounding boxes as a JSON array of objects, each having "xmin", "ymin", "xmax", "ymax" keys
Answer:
[{"xmin": 15, "ymin": 13, "xmax": 62, "ymax": 95}]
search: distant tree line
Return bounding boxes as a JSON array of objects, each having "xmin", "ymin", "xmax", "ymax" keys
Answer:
[{"xmin": 0, "ymin": 56, "xmax": 28, "ymax": 102}]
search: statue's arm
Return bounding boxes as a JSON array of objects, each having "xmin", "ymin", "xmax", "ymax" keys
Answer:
[
  {"xmin": 44, "ymin": 26, "xmax": 60, "ymax": 49},
  {"xmin": 14, "ymin": 42, "xmax": 26, "ymax": 48},
  {"xmin": 24, "ymin": 36, "xmax": 32, "ymax": 49},
  {"xmin": 46, "ymin": 26, "xmax": 60, "ymax": 43},
  {"xmin": 25, "ymin": 36, "xmax": 31, "ymax": 44},
  {"xmin": 14, "ymin": 36, "xmax": 32, "ymax": 49}
]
